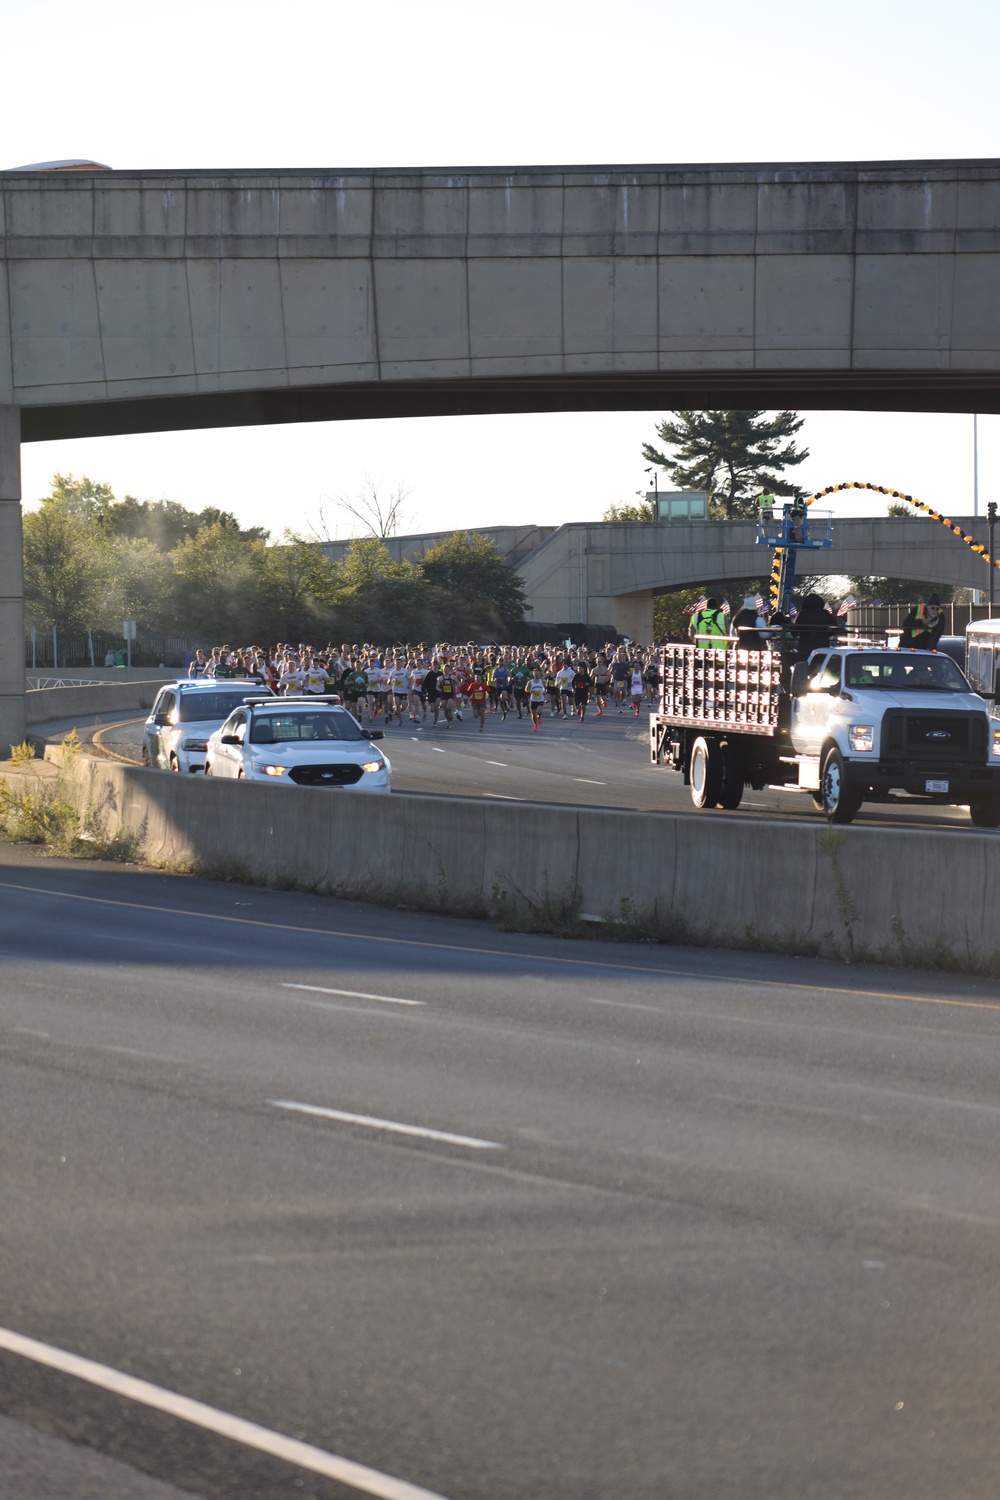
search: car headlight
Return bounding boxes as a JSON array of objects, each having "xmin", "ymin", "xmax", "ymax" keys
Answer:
[
  {"xmin": 849, "ymin": 725, "xmax": 875, "ymax": 752},
  {"xmin": 182, "ymin": 738, "xmax": 208, "ymax": 752},
  {"xmin": 361, "ymin": 759, "xmax": 384, "ymax": 773},
  {"xmin": 259, "ymin": 764, "xmax": 288, "ymax": 776}
]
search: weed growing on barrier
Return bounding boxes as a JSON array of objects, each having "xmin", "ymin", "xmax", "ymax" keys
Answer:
[
  {"xmin": 491, "ymin": 879, "xmax": 822, "ymax": 955},
  {"xmin": 0, "ymin": 732, "xmax": 141, "ymax": 862},
  {"xmin": 816, "ymin": 830, "xmax": 861, "ymax": 961},
  {"xmin": 740, "ymin": 922, "xmax": 824, "ymax": 959},
  {"xmin": 490, "ymin": 874, "xmax": 586, "ymax": 935},
  {"xmin": 879, "ymin": 913, "xmax": 1000, "ymax": 978}
]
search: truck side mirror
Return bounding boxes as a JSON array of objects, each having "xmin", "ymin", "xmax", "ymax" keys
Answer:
[{"xmin": 790, "ymin": 662, "xmax": 811, "ymax": 697}]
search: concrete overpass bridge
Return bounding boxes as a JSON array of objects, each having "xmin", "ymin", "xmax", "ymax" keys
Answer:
[
  {"xmin": 517, "ymin": 513, "xmax": 991, "ymax": 638},
  {"xmin": 4, "ymin": 158, "xmax": 1000, "ymax": 743},
  {"xmin": 331, "ymin": 514, "xmax": 990, "ymax": 639}
]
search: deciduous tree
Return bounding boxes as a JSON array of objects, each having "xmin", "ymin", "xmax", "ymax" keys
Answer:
[{"xmin": 421, "ymin": 531, "xmax": 528, "ymax": 639}]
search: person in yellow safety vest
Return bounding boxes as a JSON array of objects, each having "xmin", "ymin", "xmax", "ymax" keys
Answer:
[
  {"xmin": 690, "ymin": 597, "xmax": 729, "ymax": 651},
  {"xmin": 899, "ymin": 593, "xmax": 945, "ymax": 651}
]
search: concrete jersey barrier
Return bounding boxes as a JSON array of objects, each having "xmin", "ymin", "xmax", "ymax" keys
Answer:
[
  {"xmin": 25, "ymin": 680, "xmax": 171, "ymax": 727},
  {"xmin": 66, "ymin": 757, "xmax": 1000, "ymax": 967}
]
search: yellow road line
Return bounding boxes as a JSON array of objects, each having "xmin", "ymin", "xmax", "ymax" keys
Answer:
[{"xmin": 91, "ymin": 717, "xmax": 145, "ymax": 766}]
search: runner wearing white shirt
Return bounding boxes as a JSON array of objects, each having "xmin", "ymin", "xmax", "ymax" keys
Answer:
[
  {"xmin": 303, "ymin": 657, "xmax": 330, "ymax": 694},
  {"xmin": 389, "ymin": 657, "xmax": 410, "ymax": 725},
  {"xmin": 366, "ymin": 659, "xmax": 386, "ymax": 723},
  {"xmin": 279, "ymin": 658, "xmax": 305, "ymax": 695},
  {"xmin": 528, "ymin": 670, "xmax": 547, "ymax": 731},
  {"xmin": 556, "ymin": 663, "xmax": 575, "ymax": 719},
  {"xmin": 630, "ymin": 666, "xmax": 644, "ymax": 716},
  {"xmin": 410, "ymin": 658, "xmax": 426, "ymax": 722}
]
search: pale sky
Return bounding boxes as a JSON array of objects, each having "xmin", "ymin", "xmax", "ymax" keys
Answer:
[{"xmin": 9, "ymin": 0, "xmax": 1000, "ymax": 535}]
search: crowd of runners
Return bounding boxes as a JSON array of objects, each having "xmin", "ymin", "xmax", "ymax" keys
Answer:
[{"xmin": 185, "ymin": 641, "xmax": 663, "ymax": 732}]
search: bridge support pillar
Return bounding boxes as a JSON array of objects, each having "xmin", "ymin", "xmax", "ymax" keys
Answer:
[
  {"xmin": 612, "ymin": 591, "xmax": 655, "ymax": 644},
  {"xmin": 0, "ymin": 407, "xmax": 26, "ymax": 755}
]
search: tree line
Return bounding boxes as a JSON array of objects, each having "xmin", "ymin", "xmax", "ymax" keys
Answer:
[{"xmin": 23, "ymin": 475, "xmax": 528, "ymax": 645}]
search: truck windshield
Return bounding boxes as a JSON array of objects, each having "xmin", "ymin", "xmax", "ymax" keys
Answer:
[{"xmin": 844, "ymin": 654, "xmax": 969, "ymax": 692}]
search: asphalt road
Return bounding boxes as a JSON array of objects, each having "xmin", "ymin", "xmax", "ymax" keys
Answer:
[
  {"xmin": 89, "ymin": 709, "xmax": 996, "ymax": 833},
  {"xmin": 4, "ymin": 847, "xmax": 1000, "ymax": 1499}
]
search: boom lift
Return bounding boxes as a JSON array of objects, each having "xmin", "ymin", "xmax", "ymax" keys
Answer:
[{"xmin": 755, "ymin": 496, "xmax": 833, "ymax": 616}]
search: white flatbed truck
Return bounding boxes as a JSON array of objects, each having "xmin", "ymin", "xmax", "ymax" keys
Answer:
[{"xmin": 649, "ymin": 641, "xmax": 1000, "ymax": 825}]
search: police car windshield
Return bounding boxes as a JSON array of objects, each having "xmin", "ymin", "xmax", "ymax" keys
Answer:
[
  {"xmin": 178, "ymin": 691, "xmax": 264, "ymax": 722},
  {"xmin": 249, "ymin": 711, "xmax": 363, "ymax": 744},
  {"xmin": 844, "ymin": 654, "xmax": 968, "ymax": 691}
]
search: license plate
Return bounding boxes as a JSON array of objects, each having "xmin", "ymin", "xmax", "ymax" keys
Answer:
[{"xmin": 925, "ymin": 779, "xmax": 949, "ymax": 794}]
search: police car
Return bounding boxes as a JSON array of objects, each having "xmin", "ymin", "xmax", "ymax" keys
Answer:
[
  {"xmin": 205, "ymin": 698, "xmax": 391, "ymax": 791},
  {"xmin": 142, "ymin": 680, "xmax": 275, "ymax": 774}
]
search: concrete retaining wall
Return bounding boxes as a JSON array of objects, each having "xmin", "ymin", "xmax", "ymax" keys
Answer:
[
  {"xmin": 69, "ymin": 758, "xmax": 1000, "ymax": 965},
  {"xmin": 25, "ymin": 680, "xmax": 169, "ymax": 726}
]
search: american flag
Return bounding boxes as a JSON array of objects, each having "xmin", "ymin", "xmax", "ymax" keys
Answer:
[
  {"xmin": 871, "ymin": 597, "xmax": 883, "ymax": 608},
  {"xmin": 754, "ymin": 594, "xmax": 765, "ymax": 613},
  {"xmin": 721, "ymin": 598, "xmax": 731, "ymax": 616},
  {"xmin": 687, "ymin": 595, "xmax": 707, "ymax": 614},
  {"xmin": 837, "ymin": 594, "xmax": 857, "ymax": 617}
]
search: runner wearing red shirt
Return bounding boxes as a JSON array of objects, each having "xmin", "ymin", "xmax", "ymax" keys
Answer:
[{"xmin": 467, "ymin": 676, "xmax": 489, "ymax": 731}]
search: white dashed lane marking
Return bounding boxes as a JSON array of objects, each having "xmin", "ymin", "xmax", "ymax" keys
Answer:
[
  {"xmin": 281, "ymin": 984, "xmax": 425, "ymax": 1008},
  {"xmin": 269, "ymin": 1100, "xmax": 504, "ymax": 1150}
]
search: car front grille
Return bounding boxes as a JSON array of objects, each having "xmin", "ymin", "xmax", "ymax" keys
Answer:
[
  {"xmin": 882, "ymin": 710, "xmax": 985, "ymax": 763},
  {"xmin": 288, "ymin": 763, "xmax": 364, "ymax": 786}
]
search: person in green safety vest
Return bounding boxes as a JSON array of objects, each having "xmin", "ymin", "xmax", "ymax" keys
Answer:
[
  {"xmin": 899, "ymin": 593, "xmax": 945, "ymax": 651},
  {"xmin": 758, "ymin": 493, "xmax": 775, "ymax": 527},
  {"xmin": 689, "ymin": 597, "xmax": 729, "ymax": 651}
]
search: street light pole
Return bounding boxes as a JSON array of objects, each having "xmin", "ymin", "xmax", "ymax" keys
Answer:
[
  {"xmin": 973, "ymin": 415, "xmax": 981, "ymax": 605},
  {"xmin": 644, "ymin": 466, "xmax": 659, "ymax": 517},
  {"xmin": 989, "ymin": 500, "xmax": 997, "ymax": 616}
]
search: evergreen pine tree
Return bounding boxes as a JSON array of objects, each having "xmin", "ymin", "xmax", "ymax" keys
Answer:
[{"xmin": 643, "ymin": 410, "xmax": 808, "ymax": 520}]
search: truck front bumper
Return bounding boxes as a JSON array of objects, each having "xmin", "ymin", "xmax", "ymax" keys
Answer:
[{"xmin": 843, "ymin": 759, "xmax": 1000, "ymax": 799}]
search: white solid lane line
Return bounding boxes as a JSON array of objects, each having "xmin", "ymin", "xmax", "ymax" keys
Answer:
[
  {"xmin": 0, "ymin": 1326, "xmax": 452, "ymax": 1500},
  {"xmin": 282, "ymin": 983, "xmax": 425, "ymax": 1007},
  {"xmin": 483, "ymin": 792, "xmax": 523, "ymax": 801},
  {"xmin": 269, "ymin": 1100, "xmax": 504, "ymax": 1150}
]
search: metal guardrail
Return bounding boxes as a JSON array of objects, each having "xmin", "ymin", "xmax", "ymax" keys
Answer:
[{"xmin": 26, "ymin": 677, "xmax": 106, "ymax": 689}]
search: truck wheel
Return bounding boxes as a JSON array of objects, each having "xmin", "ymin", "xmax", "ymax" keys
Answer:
[
  {"xmin": 969, "ymin": 794, "xmax": 1000, "ymax": 828},
  {"xmin": 690, "ymin": 736, "xmax": 723, "ymax": 809},
  {"xmin": 821, "ymin": 747, "xmax": 863, "ymax": 825},
  {"xmin": 719, "ymin": 743, "xmax": 745, "ymax": 810}
]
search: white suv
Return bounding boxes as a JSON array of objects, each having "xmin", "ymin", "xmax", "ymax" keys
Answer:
[{"xmin": 142, "ymin": 680, "xmax": 275, "ymax": 774}]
